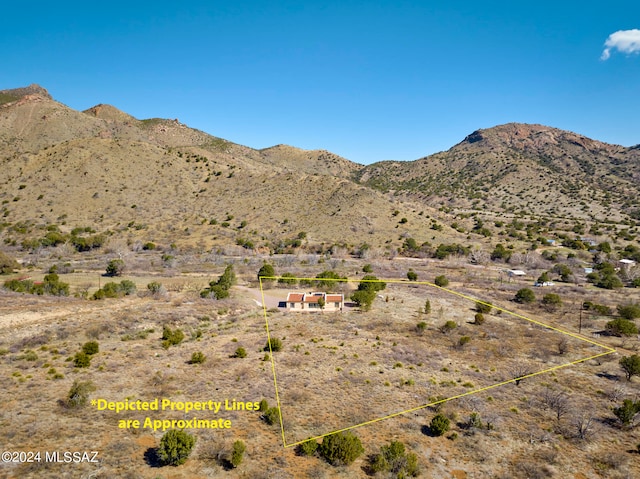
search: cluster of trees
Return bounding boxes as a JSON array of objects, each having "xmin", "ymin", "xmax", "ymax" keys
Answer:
[
  {"xmin": 351, "ymin": 276, "xmax": 386, "ymax": 311},
  {"xmin": 4, "ymin": 273, "xmax": 69, "ymax": 296},
  {"xmin": 92, "ymin": 280, "xmax": 136, "ymax": 299},
  {"xmin": 21, "ymin": 226, "xmax": 105, "ymax": 252}
]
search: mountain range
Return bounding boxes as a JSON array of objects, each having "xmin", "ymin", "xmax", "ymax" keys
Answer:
[{"xmin": 1, "ymin": 84, "xmax": 638, "ymax": 252}]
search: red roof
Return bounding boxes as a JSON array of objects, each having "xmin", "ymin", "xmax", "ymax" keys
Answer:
[{"xmin": 286, "ymin": 293, "xmax": 304, "ymax": 302}]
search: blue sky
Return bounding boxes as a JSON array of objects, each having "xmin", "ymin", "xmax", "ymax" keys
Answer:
[{"xmin": 2, "ymin": 1, "xmax": 639, "ymax": 164}]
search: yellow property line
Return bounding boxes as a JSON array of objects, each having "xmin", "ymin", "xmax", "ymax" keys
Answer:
[{"xmin": 258, "ymin": 276, "xmax": 616, "ymax": 447}]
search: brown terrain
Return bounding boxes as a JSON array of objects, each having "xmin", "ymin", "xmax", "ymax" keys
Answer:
[{"xmin": 0, "ymin": 85, "xmax": 638, "ymax": 478}]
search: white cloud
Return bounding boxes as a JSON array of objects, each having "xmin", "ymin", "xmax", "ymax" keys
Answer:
[{"xmin": 601, "ymin": 29, "xmax": 640, "ymax": 60}]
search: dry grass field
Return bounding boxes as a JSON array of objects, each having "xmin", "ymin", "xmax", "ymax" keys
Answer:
[{"xmin": 0, "ymin": 253, "xmax": 638, "ymax": 479}]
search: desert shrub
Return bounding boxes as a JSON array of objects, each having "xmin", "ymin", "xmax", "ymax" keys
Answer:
[
  {"xmin": 264, "ymin": 407, "xmax": 281, "ymax": 426},
  {"xmin": 189, "ymin": 352, "xmax": 206, "ymax": 364},
  {"xmin": 407, "ymin": 269, "xmax": 418, "ymax": 281},
  {"xmin": 297, "ymin": 439, "xmax": 319, "ymax": 456},
  {"xmin": 73, "ymin": 351, "xmax": 91, "ymax": 368},
  {"xmin": 514, "ymin": 288, "xmax": 535, "ymax": 303},
  {"xmin": 277, "ymin": 272, "xmax": 297, "ymax": 285},
  {"xmin": 233, "ymin": 347, "xmax": 247, "ymax": 358},
  {"xmin": 0, "ymin": 251, "xmax": 19, "ymax": 274},
  {"xmin": 319, "ymin": 431, "xmax": 364, "ymax": 466},
  {"xmin": 416, "ymin": 321, "xmax": 427, "ymax": 334},
  {"xmin": 439, "ymin": 320, "xmax": 457, "ymax": 334},
  {"xmin": 617, "ymin": 303, "xmax": 640, "ymax": 320},
  {"xmin": 458, "ymin": 336, "xmax": 471, "ymax": 348},
  {"xmin": 475, "ymin": 301, "xmax": 492, "ymax": 314},
  {"xmin": 258, "ymin": 399, "xmax": 269, "ymax": 412},
  {"xmin": 119, "ymin": 279, "xmax": 137, "ymax": 295},
  {"xmin": 474, "ymin": 313, "xmax": 485, "ymax": 325},
  {"xmin": 264, "ymin": 337, "xmax": 282, "ymax": 352},
  {"xmin": 370, "ymin": 440, "xmax": 419, "ymax": 477},
  {"xmin": 541, "ymin": 293, "xmax": 562, "ymax": 311},
  {"xmin": 142, "ymin": 242, "xmax": 156, "ymax": 250},
  {"xmin": 230, "ymin": 440, "xmax": 245, "ymax": 468},
  {"xmin": 157, "ymin": 429, "xmax": 196, "ymax": 466},
  {"xmin": 66, "ymin": 380, "xmax": 95, "ymax": 408},
  {"xmin": 162, "ymin": 326, "xmax": 184, "ymax": 349},
  {"xmin": 3, "ymin": 278, "xmax": 34, "ymax": 293},
  {"xmin": 606, "ymin": 318, "xmax": 638, "ymax": 337},
  {"xmin": 105, "ymin": 258, "xmax": 125, "ymax": 277},
  {"xmin": 424, "ymin": 299, "xmax": 431, "ymax": 314},
  {"xmin": 434, "ymin": 275, "xmax": 449, "ymax": 287},
  {"xmin": 430, "ymin": 414, "xmax": 450, "ymax": 436},
  {"xmin": 362, "ymin": 264, "xmax": 373, "ymax": 273},
  {"xmin": 147, "ymin": 281, "xmax": 163, "ymax": 294},
  {"xmin": 82, "ymin": 341, "xmax": 99, "ymax": 356}
]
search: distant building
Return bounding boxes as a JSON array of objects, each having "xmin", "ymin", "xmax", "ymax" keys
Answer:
[
  {"xmin": 285, "ymin": 292, "xmax": 344, "ymax": 312},
  {"xmin": 619, "ymin": 259, "xmax": 636, "ymax": 266},
  {"xmin": 507, "ymin": 269, "xmax": 526, "ymax": 278},
  {"xmin": 545, "ymin": 239, "xmax": 557, "ymax": 246}
]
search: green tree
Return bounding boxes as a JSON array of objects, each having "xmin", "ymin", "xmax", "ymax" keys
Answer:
[
  {"xmin": 434, "ymin": 275, "xmax": 449, "ymax": 287},
  {"xmin": 217, "ymin": 264, "xmax": 237, "ymax": 290},
  {"xmin": 105, "ymin": 258, "xmax": 125, "ymax": 277},
  {"xmin": 157, "ymin": 429, "xmax": 196, "ymax": 466},
  {"xmin": 606, "ymin": 318, "xmax": 638, "ymax": 337},
  {"xmin": 319, "ymin": 431, "xmax": 364, "ymax": 466},
  {"xmin": 620, "ymin": 354, "xmax": 640, "ymax": 381},
  {"xmin": 537, "ymin": 271, "xmax": 551, "ymax": 283},
  {"xmin": 201, "ymin": 264, "xmax": 236, "ymax": 299},
  {"xmin": 613, "ymin": 399, "xmax": 640, "ymax": 427},
  {"xmin": 491, "ymin": 244, "xmax": 512, "ymax": 262},
  {"xmin": 514, "ymin": 288, "xmax": 536, "ymax": 303},
  {"xmin": 351, "ymin": 289, "xmax": 376, "ymax": 311},
  {"xmin": 257, "ymin": 262, "xmax": 275, "ymax": 283},
  {"xmin": 429, "ymin": 414, "xmax": 450, "ymax": 436},
  {"xmin": 617, "ymin": 303, "xmax": 640, "ymax": 320},
  {"xmin": 407, "ymin": 269, "xmax": 418, "ymax": 281},
  {"xmin": 230, "ymin": 440, "xmax": 245, "ymax": 468},
  {"xmin": 358, "ymin": 275, "xmax": 386, "ymax": 292}
]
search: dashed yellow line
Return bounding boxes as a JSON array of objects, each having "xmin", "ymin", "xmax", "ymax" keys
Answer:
[{"xmin": 258, "ymin": 276, "xmax": 616, "ymax": 448}]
